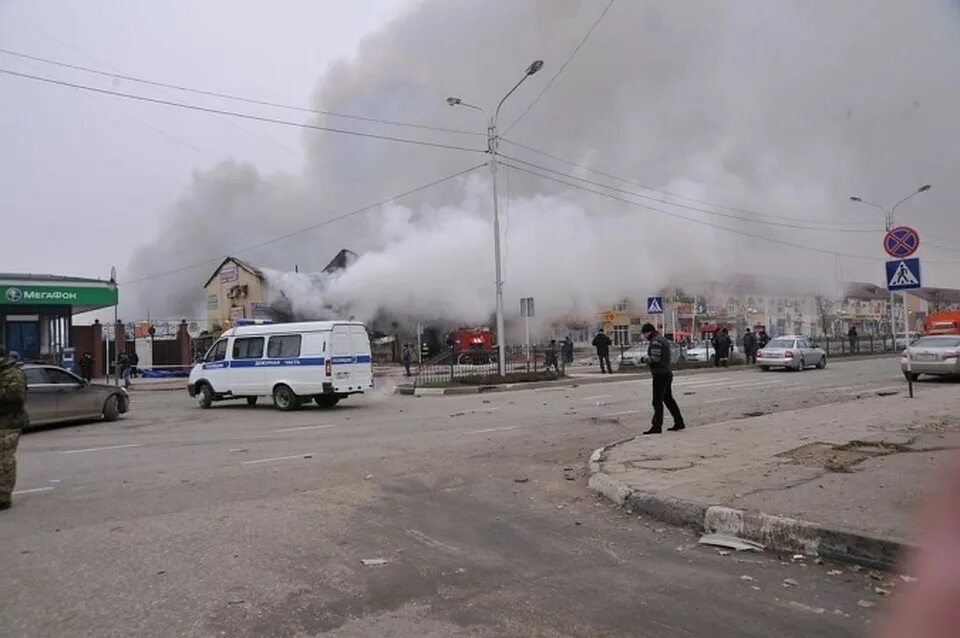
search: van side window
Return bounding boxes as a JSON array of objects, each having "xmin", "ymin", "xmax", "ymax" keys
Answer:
[
  {"xmin": 268, "ymin": 335, "xmax": 301, "ymax": 358},
  {"xmin": 232, "ymin": 337, "xmax": 264, "ymax": 360},
  {"xmin": 205, "ymin": 340, "xmax": 228, "ymax": 362}
]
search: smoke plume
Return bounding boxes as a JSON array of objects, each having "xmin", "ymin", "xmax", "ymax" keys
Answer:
[{"xmin": 126, "ymin": 0, "xmax": 960, "ymax": 329}]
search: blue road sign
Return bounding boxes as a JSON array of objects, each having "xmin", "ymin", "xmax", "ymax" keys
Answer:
[
  {"xmin": 646, "ymin": 296, "xmax": 664, "ymax": 314},
  {"xmin": 886, "ymin": 258, "xmax": 921, "ymax": 291}
]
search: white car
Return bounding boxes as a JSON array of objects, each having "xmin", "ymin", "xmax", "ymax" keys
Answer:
[
  {"xmin": 756, "ymin": 335, "xmax": 826, "ymax": 371},
  {"xmin": 618, "ymin": 342, "xmax": 687, "ymax": 368},
  {"xmin": 685, "ymin": 341, "xmax": 740, "ymax": 363},
  {"xmin": 901, "ymin": 335, "xmax": 960, "ymax": 381}
]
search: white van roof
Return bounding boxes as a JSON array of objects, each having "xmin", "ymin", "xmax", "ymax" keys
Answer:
[{"xmin": 222, "ymin": 321, "xmax": 366, "ymax": 337}]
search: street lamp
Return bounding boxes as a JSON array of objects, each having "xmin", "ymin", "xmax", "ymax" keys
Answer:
[
  {"xmin": 849, "ymin": 184, "xmax": 931, "ymax": 343},
  {"xmin": 446, "ymin": 59, "xmax": 544, "ymax": 376}
]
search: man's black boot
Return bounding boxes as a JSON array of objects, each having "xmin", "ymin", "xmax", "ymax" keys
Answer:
[{"xmin": 643, "ymin": 426, "xmax": 662, "ymax": 435}]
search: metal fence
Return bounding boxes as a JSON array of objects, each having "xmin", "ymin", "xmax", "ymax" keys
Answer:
[
  {"xmin": 817, "ymin": 335, "xmax": 902, "ymax": 357},
  {"xmin": 414, "ymin": 347, "xmax": 565, "ymax": 386}
]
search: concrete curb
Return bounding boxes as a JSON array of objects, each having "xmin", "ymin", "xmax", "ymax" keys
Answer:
[{"xmin": 587, "ymin": 442, "xmax": 909, "ymax": 570}]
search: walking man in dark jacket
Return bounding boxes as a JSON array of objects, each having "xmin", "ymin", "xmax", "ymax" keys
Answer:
[
  {"xmin": 641, "ymin": 323, "xmax": 684, "ymax": 435},
  {"xmin": 401, "ymin": 344, "xmax": 413, "ymax": 377},
  {"xmin": 592, "ymin": 329, "xmax": 613, "ymax": 374}
]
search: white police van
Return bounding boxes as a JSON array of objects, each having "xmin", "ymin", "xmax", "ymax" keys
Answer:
[{"xmin": 187, "ymin": 321, "xmax": 373, "ymax": 411}]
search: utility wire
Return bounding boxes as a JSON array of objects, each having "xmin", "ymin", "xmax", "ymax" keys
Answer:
[
  {"xmin": 121, "ymin": 163, "xmax": 486, "ymax": 286},
  {"xmin": 505, "ymin": 0, "xmax": 615, "ymax": 133},
  {"xmin": 505, "ymin": 160, "xmax": 960, "ymax": 264},
  {"xmin": 0, "ymin": 47, "xmax": 484, "ymax": 138},
  {"xmin": 0, "ymin": 68, "xmax": 487, "ymax": 155},
  {"xmin": 499, "ymin": 153, "xmax": 880, "ymax": 233},
  {"xmin": 500, "ymin": 137, "xmax": 876, "ymax": 228}
]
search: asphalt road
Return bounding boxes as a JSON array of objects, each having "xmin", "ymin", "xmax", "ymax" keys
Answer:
[{"xmin": 1, "ymin": 357, "xmax": 908, "ymax": 637}]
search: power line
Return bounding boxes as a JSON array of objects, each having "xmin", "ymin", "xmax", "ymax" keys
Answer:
[
  {"xmin": 121, "ymin": 163, "xmax": 486, "ymax": 286},
  {"xmin": 499, "ymin": 137, "xmax": 875, "ymax": 228},
  {"xmin": 0, "ymin": 47, "xmax": 484, "ymax": 138},
  {"xmin": 501, "ymin": 160, "xmax": 886, "ymax": 261},
  {"xmin": 499, "ymin": 153, "xmax": 880, "ymax": 233},
  {"xmin": 505, "ymin": 0, "xmax": 615, "ymax": 133},
  {"xmin": 0, "ymin": 68, "xmax": 487, "ymax": 155},
  {"xmin": 503, "ymin": 160, "xmax": 960, "ymax": 265}
]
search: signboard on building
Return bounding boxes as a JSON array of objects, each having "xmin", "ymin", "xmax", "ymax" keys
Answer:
[
  {"xmin": 1, "ymin": 284, "xmax": 117, "ymax": 307},
  {"xmin": 220, "ymin": 265, "xmax": 239, "ymax": 283},
  {"xmin": 250, "ymin": 302, "xmax": 271, "ymax": 319},
  {"xmin": 207, "ymin": 294, "xmax": 219, "ymax": 309}
]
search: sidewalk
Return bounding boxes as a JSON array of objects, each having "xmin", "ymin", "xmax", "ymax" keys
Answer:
[
  {"xmin": 93, "ymin": 376, "xmax": 185, "ymax": 392},
  {"xmin": 588, "ymin": 384, "xmax": 959, "ymax": 568}
]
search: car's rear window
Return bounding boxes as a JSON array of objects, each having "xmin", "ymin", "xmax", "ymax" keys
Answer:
[
  {"xmin": 914, "ymin": 336, "xmax": 960, "ymax": 348},
  {"xmin": 767, "ymin": 338, "xmax": 795, "ymax": 348}
]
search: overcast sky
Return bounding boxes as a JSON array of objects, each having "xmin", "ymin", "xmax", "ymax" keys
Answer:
[
  {"xmin": 2, "ymin": 1, "xmax": 958, "ymax": 326},
  {"xmin": 0, "ymin": 0, "xmax": 409, "ymax": 279}
]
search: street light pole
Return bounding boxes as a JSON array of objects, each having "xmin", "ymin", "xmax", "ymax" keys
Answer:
[
  {"xmin": 447, "ymin": 60, "xmax": 544, "ymax": 376},
  {"xmin": 849, "ymin": 184, "xmax": 931, "ymax": 348}
]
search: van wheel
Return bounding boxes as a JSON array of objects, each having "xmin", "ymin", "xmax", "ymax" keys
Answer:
[
  {"xmin": 102, "ymin": 395, "xmax": 120, "ymax": 422},
  {"xmin": 246, "ymin": 396, "xmax": 258, "ymax": 406},
  {"xmin": 315, "ymin": 395, "xmax": 340, "ymax": 408},
  {"xmin": 816, "ymin": 356, "xmax": 826, "ymax": 370},
  {"xmin": 197, "ymin": 383, "xmax": 214, "ymax": 409},
  {"xmin": 273, "ymin": 385, "xmax": 300, "ymax": 411}
]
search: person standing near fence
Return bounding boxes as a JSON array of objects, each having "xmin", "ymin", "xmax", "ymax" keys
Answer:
[
  {"xmin": 640, "ymin": 323, "xmax": 684, "ymax": 435},
  {"xmin": 401, "ymin": 343, "xmax": 414, "ymax": 377},
  {"xmin": 743, "ymin": 328, "xmax": 757, "ymax": 365},
  {"xmin": 545, "ymin": 339, "xmax": 561, "ymax": 374},
  {"xmin": 848, "ymin": 326, "xmax": 859, "ymax": 353},
  {"xmin": 592, "ymin": 329, "xmax": 613, "ymax": 374}
]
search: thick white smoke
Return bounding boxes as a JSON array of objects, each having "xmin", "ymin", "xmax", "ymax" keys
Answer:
[{"xmin": 125, "ymin": 0, "xmax": 960, "ymax": 325}]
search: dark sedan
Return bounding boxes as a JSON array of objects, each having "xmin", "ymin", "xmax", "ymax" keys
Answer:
[{"xmin": 23, "ymin": 364, "xmax": 129, "ymax": 427}]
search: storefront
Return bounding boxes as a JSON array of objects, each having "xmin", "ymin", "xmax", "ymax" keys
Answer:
[{"xmin": 0, "ymin": 274, "xmax": 118, "ymax": 362}]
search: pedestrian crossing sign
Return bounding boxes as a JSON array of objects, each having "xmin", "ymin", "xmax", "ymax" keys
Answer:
[
  {"xmin": 646, "ymin": 296, "xmax": 664, "ymax": 314},
  {"xmin": 885, "ymin": 258, "xmax": 921, "ymax": 291}
]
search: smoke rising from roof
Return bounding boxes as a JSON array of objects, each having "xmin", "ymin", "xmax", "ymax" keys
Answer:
[{"xmin": 125, "ymin": 0, "xmax": 960, "ymax": 324}]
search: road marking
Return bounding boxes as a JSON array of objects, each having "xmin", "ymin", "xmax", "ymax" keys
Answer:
[
  {"xmin": 582, "ymin": 394, "xmax": 613, "ymax": 401},
  {"xmin": 465, "ymin": 425, "xmax": 517, "ymax": 435},
  {"xmin": 12, "ymin": 487, "xmax": 55, "ymax": 495},
  {"xmin": 699, "ymin": 397, "xmax": 736, "ymax": 405},
  {"xmin": 276, "ymin": 424, "xmax": 338, "ymax": 433},
  {"xmin": 241, "ymin": 453, "xmax": 316, "ymax": 465},
  {"xmin": 61, "ymin": 444, "xmax": 141, "ymax": 454}
]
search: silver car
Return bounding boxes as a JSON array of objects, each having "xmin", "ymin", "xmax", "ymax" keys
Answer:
[
  {"xmin": 901, "ymin": 335, "xmax": 960, "ymax": 381},
  {"xmin": 23, "ymin": 364, "xmax": 129, "ymax": 427},
  {"xmin": 756, "ymin": 336, "xmax": 827, "ymax": 371}
]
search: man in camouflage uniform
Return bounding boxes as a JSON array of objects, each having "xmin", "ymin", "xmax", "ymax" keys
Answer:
[{"xmin": 0, "ymin": 345, "xmax": 28, "ymax": 509}]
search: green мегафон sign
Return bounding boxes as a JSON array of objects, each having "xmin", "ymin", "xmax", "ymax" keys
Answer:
[{"xmin": 1, "ymin": 285, "xmax": 118, "ymax": 306}]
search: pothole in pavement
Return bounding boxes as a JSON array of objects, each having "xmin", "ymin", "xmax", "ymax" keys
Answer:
[{"xmin": 778, "ymin": 440, "xmax": 913, "ymax": 473}]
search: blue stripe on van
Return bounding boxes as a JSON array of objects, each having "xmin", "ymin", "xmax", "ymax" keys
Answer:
[{"xmin": 202, "ymin": 355, "xmax": 369, "ymax": 370}]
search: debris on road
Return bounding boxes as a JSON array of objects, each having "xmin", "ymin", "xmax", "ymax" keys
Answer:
[
  {"xmin": 742, "ymin": 411, "xmax": 766, "ymax": 418},
  {"xmin": 788, "ymin": 601, "xmax": 825, "ymax": 615},
  {"xmin": 364, "ymin": 474, "xmax": 374, "ymax": 480},
  {"xmin": 717, "ymin": 550, "xmax": 731, "ymax": 556},
  {"xmin": 683, "ymin": 391, "xmax": 695, "ymax": 396},
  {"xmin": 455, "ymin": 567, "xmax": 467, "ymax": 574},
  {"xmin": 698, "ymin": 533, "xmax": 765, "ymax": 552},
  {"xmin": 900, "ymin": 575, "xmax": 919, "ymax": 583},
  {"xmin": 827, "ymin": 569, "xmax": 844, "ymax": 576},
  {"xmin": 782, "ymin": 578, "xmax": 799, "ymax": 588},
  {"xmin": 857, "ymin": 599, "xmax": 876, "ymax": 609},
  {"xmin": 874, "ymin": 587, "xmax": 891, "ymax": 596},
  {"xmin": 791, "ymin": 554, "xmax": 805, "ymax": 561},
  {"xmin": 360, "ymin": 558, "xmax": 389, "ymax": 567},
  {"xmin": 740, "ymin": 575, "xmax": 754, "ymax": 582},
  {"xmin": 513, "ymin": 477, "xmax": 530, "ymax": 483}
]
